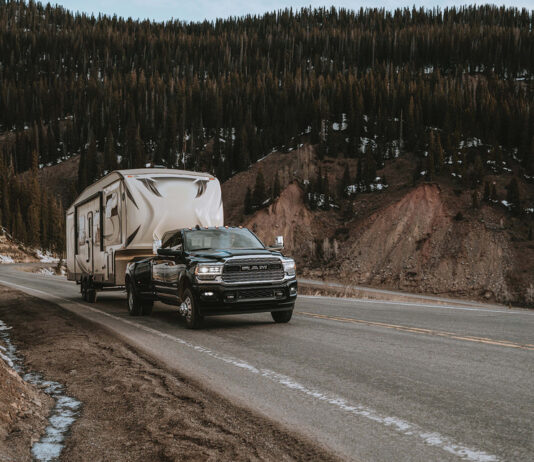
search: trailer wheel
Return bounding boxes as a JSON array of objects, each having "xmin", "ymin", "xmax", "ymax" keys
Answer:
[
  {"xmin": 182, "ymin": 288, "xmax": 203, "ymax": 329},
  {"xmin": 271, "ymin": 306, "xmax": 294, "ymax": 323},
  {"xmin": 86, "ymin": 287, "xmax": 97, "ymax": 303},
  {"xmin": 81, "ymin": 278, "xmax": 87, "ymax": 301},
  {"xmin": 127, "ymin": 282, "xmax": 143, "ymax": 316}
]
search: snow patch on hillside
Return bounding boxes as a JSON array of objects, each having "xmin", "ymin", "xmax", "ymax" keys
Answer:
[
  {"xmin": 35, "ymin": 250, "xmax": 59, "ymax": 263},
  {"xmin": 0, "ymin": 255, "xmax": 15, "ymax": 264}
]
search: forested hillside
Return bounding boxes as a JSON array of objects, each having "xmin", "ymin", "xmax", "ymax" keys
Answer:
[{"xmin": 0, "ymin": 1, "xmax": 533, "ymax": 254}]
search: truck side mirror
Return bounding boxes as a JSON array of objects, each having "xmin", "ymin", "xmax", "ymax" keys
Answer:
[{"xmin": 270, "ymin": 235, "xmax": 284, "ymax": 250}]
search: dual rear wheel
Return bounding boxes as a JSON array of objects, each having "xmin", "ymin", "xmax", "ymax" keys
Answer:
[{"xmin": 126, "ymin": 282, "xmax": 153, "ymax": 316}]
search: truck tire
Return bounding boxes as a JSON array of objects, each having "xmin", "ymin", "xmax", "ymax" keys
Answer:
[
  {"xmin": 127, "ymin": 282, "xmax": 143, "ymax": 316},
  {"xmin": 141, "ymin": 300, "xmax": 153, "ymax": 316},
  {"xmin": 182, "ymin": 288, "xmax": 203, "ymax": 329},
  {"xmin": 271, "ymin": 307, "xmax": 293, "ymax": 323},
  {"xmin": 127, "ymin": 282, "xmax": 152, "ymax": 316}
]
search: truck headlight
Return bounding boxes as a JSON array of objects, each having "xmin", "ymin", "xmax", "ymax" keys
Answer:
[
  {"xmin": 195, "ymin": 264, "xmax": 223, "ymax": 280},
  {"xmin": 283, "ymin": 259, "xmax": 296, "ymax": 276}
]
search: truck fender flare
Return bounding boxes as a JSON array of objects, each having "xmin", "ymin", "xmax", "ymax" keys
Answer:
[{"xmin": 178, "ymin": 273, "xmax": 193, "ymax": 299}]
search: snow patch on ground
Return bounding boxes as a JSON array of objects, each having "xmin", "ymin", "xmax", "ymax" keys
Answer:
[
  {"xmin": 0, "ymin": 319, "xmax": 81, "ymax": 462},
  {"xmin": 0, "ymin": 254, "xmax": 15, "ymax": 264}
]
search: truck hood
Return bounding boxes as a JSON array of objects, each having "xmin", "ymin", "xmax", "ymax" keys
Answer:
[{"xmin": 187, "ymin": 248, "xmax": 281, "ymax": 261}]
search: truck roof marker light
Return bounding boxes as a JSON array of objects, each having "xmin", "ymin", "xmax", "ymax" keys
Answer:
[
  {"xmin": 239, "ymin": 226, "xmax": 243, "ymax": 229},
  {"xmin": 225, "ymin": 225, "xmax": 229, "ymax": 228}
]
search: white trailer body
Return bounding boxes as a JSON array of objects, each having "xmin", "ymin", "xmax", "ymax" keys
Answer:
[{"xmin": 66, "ymin": 168, "xmax": 223, "ymax": 287}]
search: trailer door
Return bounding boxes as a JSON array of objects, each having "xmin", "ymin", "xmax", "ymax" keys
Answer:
[{"xmin": 75, "ymin": 196, "xmax": 101, "ymax": 277}]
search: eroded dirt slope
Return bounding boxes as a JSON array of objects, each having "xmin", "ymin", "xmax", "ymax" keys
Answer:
[{"xmin": 338, "ymin": 184, "xmax": 514, "ymax": 300}]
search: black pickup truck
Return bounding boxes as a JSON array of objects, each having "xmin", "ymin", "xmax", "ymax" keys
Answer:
[{"xmin": 125, "ymin": 226, "xmax": 298, "ymax": 328}]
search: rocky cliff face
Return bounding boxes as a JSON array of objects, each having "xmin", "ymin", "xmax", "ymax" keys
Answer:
[
  {"xmin": 338, "ymin": 184, "xmax": 514, "ymax": 301},
  {"xmin": 243, "ymin": 180, "xmax": 532, "ymax": 305}
]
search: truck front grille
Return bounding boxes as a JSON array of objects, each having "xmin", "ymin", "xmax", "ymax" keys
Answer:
[
  {"xmin": 222, "ymin": 258, "xmax": 284, "ymax": 283},
  {"xmin": 237, "ymin": 288, "xmax": 275, "ymax": 299}
]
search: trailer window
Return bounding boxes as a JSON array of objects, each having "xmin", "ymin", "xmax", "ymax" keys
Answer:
[
  {"xmin": 104, "ymin": 189, "xmax": 121, "ymax": 246},
  {"xmin": 88, "ymin": 213, "xmax": 93, "ymax": 239},
  {"xmin": 94, "ymin": 211, "xmax": 100, "ymax": 244},
  {"xmin": 105, "ymin": 193, "xmax": 118, "ymax": 218},
  {"xmin": 78, "ymin": 215, "xmax": 86, "ymax": 246}
]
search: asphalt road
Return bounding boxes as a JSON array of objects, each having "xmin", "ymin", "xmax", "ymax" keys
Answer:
[{"xmin": 0, "ymin": 264, "xmax": 532, "ymax": 462}]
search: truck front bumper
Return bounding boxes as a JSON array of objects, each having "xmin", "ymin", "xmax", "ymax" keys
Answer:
[{"xmin": 192, "ymin": 279, "xmax": 298, "ymax": 316}]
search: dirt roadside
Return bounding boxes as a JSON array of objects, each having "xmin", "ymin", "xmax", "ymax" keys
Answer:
[
  {"xmin": 0, "ymin": 286, "xmax": 338, "ymax": 462},
  {"xmin": 0, "ymin": 351, "xmax": 53, "ymax": 462}
]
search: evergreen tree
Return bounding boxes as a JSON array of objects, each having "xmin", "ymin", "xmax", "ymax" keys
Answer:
[
  {"xmin": 483, "ymin": 181, "xmax": 491, "ymax": 202},
  {"xmin": 506, "ymin": 177, "xmax": 521, "ymax": 214},
  {"xmin": 490, "ymin": 183, "xmax": 498, "ymax": 202},
  {"xmin": 252, "ymin": 170, "xmax": 267, "ymax": 207},
  {"xmin": 472, "ymin": 190, "xmax": 480, "ymax": 209},
  {"xmin": 341, "ymin": 164, "xmax": 351, "ymax": 198},
  {"xmin": 103, "ymin": 127, "xmax": 117, "ymax": 172},
  {"xmin": 86, "ymin": 135, "xmax": 98, "ymax": 184}
]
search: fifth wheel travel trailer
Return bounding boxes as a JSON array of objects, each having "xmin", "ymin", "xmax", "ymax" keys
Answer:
[{"xmin": 66, "ymin": 169, "xmax": 223, "ymax": 302}]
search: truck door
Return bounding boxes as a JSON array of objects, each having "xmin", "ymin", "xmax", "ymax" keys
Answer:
[
  {"xmin": 164, "ymin": 234, "xmax": 186, "ymax": 299},
  {"xmin": 152, "ymin": 232, "xmax": 184, "ymax": 300}
]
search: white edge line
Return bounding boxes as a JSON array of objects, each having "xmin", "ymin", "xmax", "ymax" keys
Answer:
[
  {"xmin": 299, "ymin": 295, "xmax": 533, "ymax": 315},
  {"xmin": 0, "ymin": 278, "xmax": 499, "ymax": 462}
]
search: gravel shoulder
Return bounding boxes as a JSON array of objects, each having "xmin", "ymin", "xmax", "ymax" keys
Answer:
[{"xmin": 0, "ymin": 286, "xmax": 338, "ymax": 461}]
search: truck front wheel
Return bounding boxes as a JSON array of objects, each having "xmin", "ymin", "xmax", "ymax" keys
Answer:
[
  {"xmin": 181, "ymin": 288, "xmax": 203, "ymax": 329},
  {"xmin": 271, "ymin": 307, "xmax": 294, "ymax": 323}
]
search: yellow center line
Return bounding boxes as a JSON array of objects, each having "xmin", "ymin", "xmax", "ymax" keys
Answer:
[{"xmin": 297, "ymin": 311, "xmax": 534, "ymax": 351}]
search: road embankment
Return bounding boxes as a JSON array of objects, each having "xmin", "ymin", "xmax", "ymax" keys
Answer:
[{"xmin": 0, "ymin": 286, "xmax": 338, "ymax": 462}]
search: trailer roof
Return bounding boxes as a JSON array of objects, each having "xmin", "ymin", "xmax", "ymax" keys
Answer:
[{"xmin": 67, "ymin": 168, "xmax": 214, "ymax": 212}]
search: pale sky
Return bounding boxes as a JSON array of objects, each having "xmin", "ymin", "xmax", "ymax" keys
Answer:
[{"xmin": 52, "ymin": 1, "xmax": 534, "ymax": 22}]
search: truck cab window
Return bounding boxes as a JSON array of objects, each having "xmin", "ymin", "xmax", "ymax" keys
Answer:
[{"xmin": 163, "ymin": 233, "xmax": 183, "ymax": 250}]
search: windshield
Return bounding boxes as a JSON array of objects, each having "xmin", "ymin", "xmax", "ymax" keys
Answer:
[{"xmin": 184, "ymin": 228, "xmax": 265, "ymax": 251}]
